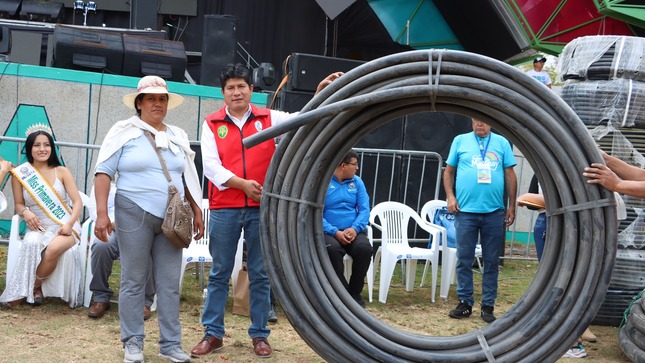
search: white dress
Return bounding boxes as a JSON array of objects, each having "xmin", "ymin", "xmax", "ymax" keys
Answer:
[{"xmin": 0, "ymin": 177, "xmax": 83, "ymax": 308}]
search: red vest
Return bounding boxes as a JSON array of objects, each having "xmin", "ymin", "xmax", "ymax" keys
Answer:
[{"xmin": 205, "ymin": 105, "xmax": 275, "ymax": 209}]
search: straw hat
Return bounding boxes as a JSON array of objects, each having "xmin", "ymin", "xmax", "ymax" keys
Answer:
[{"xmin": 122, "ymin": 75, "xmax": 184, "ymax": 110}]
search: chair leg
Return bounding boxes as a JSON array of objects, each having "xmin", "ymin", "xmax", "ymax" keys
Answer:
[
  {"xmin": 373, "ymin": 247, "xmax": 381, "ymax": 281},
  {"xmin": 430, "ymin": 259, "xmax": 438, "ymax": 303},
  {"xmin": 378, "ymin": 253, "xmax": 398, "ymax": 304},
  {"xmin": 367, "ymin": 259, "xmax": 374, "ymax": 303},
  {"xmin": 405, "ymin": 259, "xmax": 418, "ymax": 292},
  {"xmin": 420, "ymin": 260, "xmax": 430, "ymax": 287},
  {"xmin": 179, "ymin": 260, "xmax": 189, "ymax": 294},
  {"xmin": 343, "ymin": 257, "xmax": 352, "ymax": 283},
  {"xmin": 440, "ymin": 249, "xmax": 457, "ymax": 300},
  {"xmin": 83, "ymin": 247, "xmax": 94, "ymax": 307}
]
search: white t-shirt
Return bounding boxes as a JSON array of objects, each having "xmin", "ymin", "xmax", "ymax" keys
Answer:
[{"xmin": 526, "ymin": 69, "xmax": 552, "ymax": 87}]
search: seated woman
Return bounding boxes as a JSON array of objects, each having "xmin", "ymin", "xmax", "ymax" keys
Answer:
[{"xmin": 0, "ymin": 125, "xmax": 84, "ymax": 309}]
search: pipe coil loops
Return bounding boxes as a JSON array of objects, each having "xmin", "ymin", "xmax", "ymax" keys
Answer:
[{"xmin": 244, "ymin": 50, "xmax": 618, "ymax": 363}]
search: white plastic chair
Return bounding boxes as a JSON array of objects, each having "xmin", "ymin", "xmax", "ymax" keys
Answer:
[
  {"xmin": 420, "ymin": 200, "xmax": 457, "ymax": 300},
  {"xmin": 179, "ymin": 199, "xmax": 213, "ymax": 293},
  {"xmin": 6, "ymin": 214, "xmax": 23, "ymax": 283},
  {"xmin": 419, "ymin": 200, "xmax": 483, "ymax": 300},
  {"xmin": 370, "ymin": 201, "xmax": 441, "ymax": 303},
  {"xmin": 82, "ymin": 218, "xmax": 97, "ymax": 307},
  {"xmin": 8, "ymin": 213, "xmax": 89, "ymax": 305},
  {"xmin": 342, "ymin": 225, "xmax": 374, "ymax": 303},
  {"xmin": 183, "ymin": 199, "xmax": 245, "ymax": 296}
]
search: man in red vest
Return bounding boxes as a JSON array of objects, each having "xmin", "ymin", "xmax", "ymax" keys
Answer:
[{"xmin": 192, "ymin": 63, "xmax": 341, "ymax": 359}]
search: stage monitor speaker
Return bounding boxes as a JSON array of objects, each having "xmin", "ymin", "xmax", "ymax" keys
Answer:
[
  {"xmin": 52, "ymin": 26, "xmax": 123, "ymax": 74},
  {"xmin": 20, "ymin": 0, "xmax": 63, "ymax": 21},
  {"xmin": 201, "ymin": 14, "xmax": 237, "ymax": 87},
  {"xmin": 288, "ymin": 53, "xmax": 364, "ymax": 93},
  {"xmin": 122, "ymin": 35, "xmax": 187, "ymax": 82},
  {"xmin": 274, "ymin": 89, "xmax": 313, "ymax": 113},
  {"xmin": 0, "ymin": 0, "xmax": 21, "ymax": 17}
]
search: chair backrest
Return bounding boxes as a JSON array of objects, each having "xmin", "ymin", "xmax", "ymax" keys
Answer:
[
  {"xmin": 420, "ymin": 200, "xmax": 447, "ymax": 224},
  {"xmin": 193, "ymin": 198, "xmax": 210, "ymax": 247},
  {"xmin": 370, "ymin": 201, "xmax": 425, "ymax": 248}
]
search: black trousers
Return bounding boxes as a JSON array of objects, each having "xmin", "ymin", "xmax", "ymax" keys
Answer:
[{"xmin": 324, "ymin": 232, "xmax": 372, "ymax": 297}]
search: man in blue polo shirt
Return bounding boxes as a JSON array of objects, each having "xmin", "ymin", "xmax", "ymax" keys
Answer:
[
  {"xmin": 323, "ymin": 150, "xmax": 372, "ymax": 307},
  {"xmin": 443, "ymin": 118, "xmax": 517, "ymax": 323}
]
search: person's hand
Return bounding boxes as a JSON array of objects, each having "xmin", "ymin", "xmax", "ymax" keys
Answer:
[
  {"xmin": 584, "ymin": 163, "xmax": 621, "ymax": 191},
  {"xmin": 446, "ymin": 195, "xmax": 460, "ymax": 214},
  {"xmin": 504, "ymin": 209, "xmax": 515, "ymax": 227},
  {"xmin": 192, "ymin": 208, "xmax": 205, "ymax": 241},
  {"xmin": 315, "ymin": 72, "xmax": 344, "ymax": 94},
  {"xmin": 0, "ymin": 159, "xmax": 13, "ymax": 173},
  {"xmin": 334, "ymin": 230, "xmax": 351, "ymax": 245},
  {"xmin": 240, "ymin": 179, "xmax": 263, "ymax": 202},
  {"xmin": 23, "ymin": 209, "xmax": 42, "ymax": 232},
  {"xmin": 94, "ymin": 214, "xmax": 113, "ymax": 242},
  {"xmin": 343, "ymin": 227, "xmax": 357, "ymax": 242},
  {"xmin": 58, "ymin": 223, "xmax": 73, "ymax": 236}
]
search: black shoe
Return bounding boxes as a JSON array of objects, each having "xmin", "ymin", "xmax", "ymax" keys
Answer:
[
  {"xmin": 351, "ymin": 294, "xmax": 366, "ymax": 308},
  {"xmin": 481, "ymin": 305, "xmax": 496, "ymax": 323},
  {"xmin": 449, "ymin": 300, "xmax": 472, "ymax": 319},
  {"xmin": 268, "ymin": 304, "xmax": 278, "ymax": 323}
]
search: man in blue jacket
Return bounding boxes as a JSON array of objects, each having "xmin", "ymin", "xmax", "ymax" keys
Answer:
[{"xmin": 323, "ymin": 150, "xmax": 372, "ymax": 307}]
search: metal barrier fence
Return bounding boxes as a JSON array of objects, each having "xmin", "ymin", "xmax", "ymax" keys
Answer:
[{"xmin": 0, "ymin": 136, "xmax": 538, "ymax": 261}]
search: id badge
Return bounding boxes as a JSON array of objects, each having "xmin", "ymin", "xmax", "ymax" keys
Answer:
[{"xmin": 477, "ymin": 161, "xmax": 492, "ymax": 184}]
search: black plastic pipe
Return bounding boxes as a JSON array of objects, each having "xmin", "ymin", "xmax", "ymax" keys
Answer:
[{"xmin": 245, "ymin": 50, "xmax": 618, "ymax": 363}]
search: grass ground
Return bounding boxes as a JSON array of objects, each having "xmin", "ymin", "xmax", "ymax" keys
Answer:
[{"xmin": 0, "ymin": 245, "xmax": 632, "ymax": 362}]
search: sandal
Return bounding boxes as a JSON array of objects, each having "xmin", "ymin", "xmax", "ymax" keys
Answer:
[
  {"xmin": 33, "ymin": 285, "xmax": 43, "ymax": 306},
  {"xmin": 32, "ymin": 275, "xmax": 48, "ymax": 306},
  {"xmin": 1, "ymin": 297, "xmax": 26, "ymax": 309}
]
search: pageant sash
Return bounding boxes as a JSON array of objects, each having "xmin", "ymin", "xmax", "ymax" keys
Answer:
[{"xmin": 11, "ymin": 163, "xmax": 81, "ymax": 239}]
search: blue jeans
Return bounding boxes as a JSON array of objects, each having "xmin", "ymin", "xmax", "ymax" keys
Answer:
[
  {"xmin": 534, "ymin": 212, "xmax": 547, "ymax": 261},
  {"xmin": 455, "ymin": 210, "xmax": 505, "ymax": 307},
  {"xmin": 202, "ymin": 208, "xmax": 270, "ymax": 339}
]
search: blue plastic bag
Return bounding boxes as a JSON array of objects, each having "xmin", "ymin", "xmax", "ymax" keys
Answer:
[{"xmin": 427, "ymin": 207, "xmax": 457, "ymax": 249}]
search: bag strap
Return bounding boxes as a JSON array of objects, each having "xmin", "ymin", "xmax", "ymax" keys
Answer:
[{"xmin": 144, "ymin": 131, "xmax": 172, "ymax": 183}]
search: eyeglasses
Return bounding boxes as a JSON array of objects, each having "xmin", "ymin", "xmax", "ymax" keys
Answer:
[{"xmin": 345, "ymin": 162, "xmax": 358, "ymax": 166}]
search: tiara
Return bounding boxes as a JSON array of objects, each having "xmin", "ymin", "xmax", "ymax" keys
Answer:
[{"xmin": 25, "ymin": 123, "xmax": 52, "ymax": 137}]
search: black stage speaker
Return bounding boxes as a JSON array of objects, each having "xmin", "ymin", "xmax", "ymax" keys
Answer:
[
  {"xmin": 52, "ymin": 26, "xmax": 123, "ymax": 74},
  {"xmin": 355, "ymin": 117, "xmax": 405, "ymax": 150},
  {"xmin": 130, "ymin": 0, "xmax": 158, "ymax": 30},
  {"xmin": 122, "ymin": 35, "xmax": 187, "ymax": 82},
  {"xmin": 274, "ymin": 89, "xmax": 313, "ymax": 113},
  {"xmin": 287, "ymin": 53, "xmax": 364, "ymax": 93},
  {"xmin": 201, "ymin": 14, "xmax": 237, "ymax": 87},
  {"xmin": 0, "ymin": 26, "xmax": 9, "ymax": 54},
  {"xmin": 20, "ymin": 0, "xmax": 64, "ymax": 21},
  {"xmin": 403, "ymin": 112, "xmax": 472, "ymax": 159}
]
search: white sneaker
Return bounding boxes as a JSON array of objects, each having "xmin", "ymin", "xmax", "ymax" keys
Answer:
[
  {"xmin": 561, "ymin": 343, "xmax": 587, "ymax": 358},
  {"xmin": 124, "ymin": 337, "xmax": 145, "ymax": 363},
  {"xmin": 159, "ymin": 347, "xmax": 191, "ymax": 362}
]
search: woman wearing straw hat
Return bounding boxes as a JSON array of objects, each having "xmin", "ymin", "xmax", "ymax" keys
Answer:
[{"xmin": 93, "ymin": 75, "xmax": 204, "ymax": 363}]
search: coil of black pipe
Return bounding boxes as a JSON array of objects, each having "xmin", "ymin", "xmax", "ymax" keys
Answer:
[{"xmin": 244, "ymin": 50, "xmax": 618, "ymax": 363}]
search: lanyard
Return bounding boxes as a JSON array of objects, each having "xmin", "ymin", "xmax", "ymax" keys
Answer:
[{"xmin": 475, "ymin": 133, "xmax": 491, "ymax": 161}]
